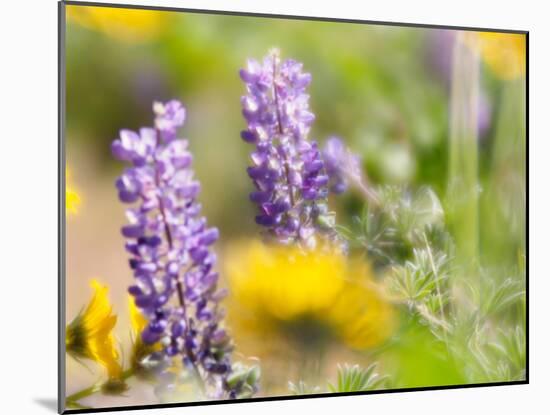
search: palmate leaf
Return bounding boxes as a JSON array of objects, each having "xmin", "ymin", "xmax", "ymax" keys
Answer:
[
  {"xmin": 345, "ymin": 186, "xmax": 448, "ymax": 269},
  {"xmin": 450, "ymin": 312, "xmax": 526, "ymax": 383},
  {"xmin": 487, "ymin": 326, "xmax": 526, "ymax": 381},
  {"xmin": 389, "ymin": 248, "xmax": 450, "ymax": 304},
  {"xmin": 288, "ymin": 380, "xmax": 321, "ymax": 395},
  {"xmin": 425, "ymin": 291, "xmax": 450, "ymax": 315},
  {"xmin": 467, "ymin": 276, "xmax": 525, "ymax": 318},
  {"xmin": 226, "ymin": 363, "xmax": 261, "ymax": 399},
  {"xmin": 328, "ymin": 363, "xmax": 389, "ymax": 393}
]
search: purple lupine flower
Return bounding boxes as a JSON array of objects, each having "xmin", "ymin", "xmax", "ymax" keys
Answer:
[
  {"xmin": 322, "ymin": 137, "xmax": 362, "ymax": 194},
  {"xmin": 153, "ymin": 100, "xmax": 186, "ymax": 141},
  {"xmin": 321, "ymin": 136, "xmax": 380, "ymax": 205},
  {"xmin": 477, "ymin": 91, "xmax": 492, "ymax": 138},
  {"xmin": 426, "ymin": 29, "xmax": 455, "ymax": 86},
  {"xmin": 239, "ymin": 49, "xmax": 335, "ymax": 248},
  {"xmin": 112, "ymin": 100, "xmax": 258, "ymax": 399}
]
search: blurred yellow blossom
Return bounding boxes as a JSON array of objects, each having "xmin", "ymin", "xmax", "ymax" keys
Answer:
[
  {"xmin": 66, "ymin": 167, "xmax": 81, "ymax": 215},
  {"xmin": 225, "ymin": 240, "xmax": 396, "ymax": 351},
  {"xmin": 463, "ymin": 32, "xmax": 526, "ymax": 80},
  {"xmin": 67, "ymin": 5, "xmax": 169, "ymax": 42},
  {"xmin": 478, "ymin": 33, "xmax": 526, "ymax": 80},
  {"xmin": 66, "ymin": 280, "xmax": 123, "ymax": 380}
]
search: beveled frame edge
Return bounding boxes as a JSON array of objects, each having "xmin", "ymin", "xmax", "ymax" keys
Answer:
[{"xmin": 57, "ymin": 1, "xmax": 529, "ymax": 414}]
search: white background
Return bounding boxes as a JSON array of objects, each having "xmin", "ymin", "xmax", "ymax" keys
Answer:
[{"xmin": 0, "ymin": 0, "xmax": 543, "ymax": 413}]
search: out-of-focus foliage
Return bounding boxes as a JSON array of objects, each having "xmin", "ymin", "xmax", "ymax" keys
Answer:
[
  {"xmin": 288, "ymin": 380, "xmax": 321, "ymax": 395},
  {"xmin": 340, "ymin": 186, "xmax": 448, "ymax": 268},
  {"xmin": 65, "ymin": 5, "xmax": 454, "ymax": 235},
  {"xmin": 225, "ymin": 363, "xmax": 262, "ymax": 399},
  {"xmin": 384, "ymin": 317, "xmax": 465, "ymax": 387},
  {"xmin": 467, "ymin": 276, "xmax": 525, "ymax": 318},
  {"xmin": 328, "ymin": 363, "xmax": 389, "ymax": 392},
  {"xmin": 287, "ymin": 362, "xmax": 389, "ymax": 395},
  {"xmin": 388, "ymin": 248, "xmax": 450, "ymax": 306}
]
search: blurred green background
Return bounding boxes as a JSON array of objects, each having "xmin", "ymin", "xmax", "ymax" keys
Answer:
[{"xmin": 66, "ymin": 6, "xmax": 453, "ymax": 232}]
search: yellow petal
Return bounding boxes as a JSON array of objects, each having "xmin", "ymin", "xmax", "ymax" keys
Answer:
[
  {"xmin": 67, "ymin": 5, "xmax": 169, "ymax": 42},
  {"xmin": 82, "ymin": 280, "xmax": 123, "ymax": 379},
  {"xmin": 225, "ymin": 240, "xmax": 396, "ymax": 350},
  {"xmin": 477, "ymin": 32, "xmax": 526, "ymax": 80},
  {"xmin": 226, "ymin": 241, "xmax": 344, "ymax": 321},
  {"xmin": 66, "ymin": 187, "xmax": 81, "ymax": 215},
  {"xmin": 65, "ymin": 167, "xmax": 81, "ymax": 215},
  {"xmin": 326, "ymin": 279, "xmax": 396, "ymax": 349}
]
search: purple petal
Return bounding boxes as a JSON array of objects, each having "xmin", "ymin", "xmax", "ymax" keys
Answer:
[
  {"xmin": 198, "ymin": 228, "xmax": 219, "ymax": 246},
  {"xmin": 122, "ymin": 224, "xmax": 145, "ymax": 238}
]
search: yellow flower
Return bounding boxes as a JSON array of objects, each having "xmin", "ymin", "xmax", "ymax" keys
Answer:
[
  {"xmin": 66, "ymin": 280, "xmax": 122, "ymax": 380},
  {"xmin": 225, "ymin": 240, "xmax": 395, "ymax": 351},
  {"xmin": 67, "ymin": 5, "xmax": 169, "ymax": 42},
  {"xmin": 326, "ymin": 260, "xmax": 396, "ymax": 349},
  {"xmin": 463, "ymin": 32, "xmax": 526, "ymax": 80},
  {"xmin": 478, "ymin": 33, "xmax": 526, "ymax": 80},
  {"xmin": 66, "ymin": 167, "xmax": 81, "ymax": 215}
]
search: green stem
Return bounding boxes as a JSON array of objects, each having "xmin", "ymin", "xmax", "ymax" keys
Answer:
[
  {"xmin": 481, "ymin": 79, "xmax": 526, "ymax": 265},
  {"xmin": 423, "ymin": 232, "xmax": 446, "ymax": 325},
  {"xmin": 66, "ymin": 368, "xmax": 134, "ymax": 404},
  {"xmin": 414, "ymin": 302, "xmax": 451, "ymax": 333},
  {"xmin": 352, "ymin": 175, "xmax": 380, "ymax": 207},
  {"xmin": 447, "ymin": 33, "xmax": 480, "ymax": 269}
]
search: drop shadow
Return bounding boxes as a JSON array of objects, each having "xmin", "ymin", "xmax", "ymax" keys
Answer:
[{"xmin": 34, "ymin": 398, "xmax": 57, "ymax": 413}]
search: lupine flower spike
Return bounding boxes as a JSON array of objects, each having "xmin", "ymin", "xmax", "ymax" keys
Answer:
[
  {"xmin": 239, "ymin": 49, "xmax": 339, "ymax": 249},
  {"xmin": 112, "ymin": 100, "xmax": 259, "ymax": 399}
]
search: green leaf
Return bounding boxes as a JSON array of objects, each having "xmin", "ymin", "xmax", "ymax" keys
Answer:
[
  {"xmin": 328, "ymin": 363, "xmax": 389, "ymax": 392},
  {"xmin": 288, "ymin": 380, "xmax": 321, "ymax": 395}
]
